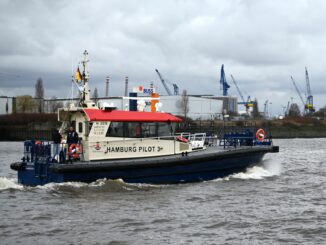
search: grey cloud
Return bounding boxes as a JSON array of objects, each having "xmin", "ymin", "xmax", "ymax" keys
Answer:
[{"xmin": 0, "ymin": 0, "xmax": 326, "ymax": 114}]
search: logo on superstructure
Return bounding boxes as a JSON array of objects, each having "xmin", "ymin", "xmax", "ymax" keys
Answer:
[{"xmin": 95, "ymin": 142, "xmax": 101, "ymax": 150}]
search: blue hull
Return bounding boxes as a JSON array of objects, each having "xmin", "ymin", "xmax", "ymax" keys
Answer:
[{"xmin": 14, "ymin": 148, "xmax": 271, "ymax": 186}]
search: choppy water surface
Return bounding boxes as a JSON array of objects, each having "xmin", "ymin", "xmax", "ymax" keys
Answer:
[{"xmin": 1, "ymin": 139, "xmax": 326, "ymax": 244}]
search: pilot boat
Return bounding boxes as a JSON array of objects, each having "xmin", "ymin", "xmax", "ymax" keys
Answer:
[{"xmin": 10, "ymin": 51, "xmax": 279, "ymax": 186}]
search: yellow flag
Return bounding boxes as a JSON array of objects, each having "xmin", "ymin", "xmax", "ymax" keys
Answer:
[{"xmin": 75, "ymin": 67, "xmax": 82, "ymax": 81}]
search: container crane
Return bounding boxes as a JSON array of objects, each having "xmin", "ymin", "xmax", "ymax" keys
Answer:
[
  {"xmin": 305, "ymin": 67, "xmax": 315, "ymax": 112},
  {"xmin": 290, "ymin": 76, "xmax": 306, "ymax": 113},
  {"xmin": 220, "ymin": 64, "xmax": 230, "ymax": 96},
  {"xmin": 230, "ymin": 75, "xmax": 253, "ymax": 111},
  {"xmin": 155, "ymin": 69, "xmax": 179, "ymax": 95},
  {"xmin": 172, "ymin": 84, "xmax": 179, "ymax": 95}
]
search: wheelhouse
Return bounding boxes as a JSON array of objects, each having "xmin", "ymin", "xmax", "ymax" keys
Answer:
[{"xmin": 57, "ymin": 107, "xmax": 189, "ymax": 161}]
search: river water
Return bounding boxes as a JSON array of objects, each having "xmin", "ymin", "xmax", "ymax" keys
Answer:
[{"xmin": 0, "ymin": 139, "xmax": 326, "ymax": 244}]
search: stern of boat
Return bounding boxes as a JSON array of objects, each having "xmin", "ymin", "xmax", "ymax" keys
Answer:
[{"xmin": 10, "ymin": 140, "xmax": 81, "ymax": 186}]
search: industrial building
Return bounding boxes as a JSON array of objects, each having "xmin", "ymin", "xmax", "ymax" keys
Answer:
[
  {"xmin": 99, "ymin": 95, "xmax": 224, "ymax": 120},
  {"xmin": 202, "ymin": 96, "xmax": 238, "ymax": 115},
  {"xmin": 0, "ymin": 64, "xmax": 239, "ymax": 118},
  {"xmin": 0, "ymin": 97, "xmax": 13, "ymax": 114}
]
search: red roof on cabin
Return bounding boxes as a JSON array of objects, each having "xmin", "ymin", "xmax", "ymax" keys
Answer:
[{"xmin": 83, "ymin": 109, "xmax": 182, "ymax": 122}]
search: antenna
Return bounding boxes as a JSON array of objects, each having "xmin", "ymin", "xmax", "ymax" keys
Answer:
[
  {"xmin": 70, "ymin": 56, "xmax": 74, "ymax": 101},
  {"xmin": 124, "ymin": 76, "xmax": 129, "ymax": 97},
  {"xmin": 80, "ymin": 50, "xmax": 91, "ymax": 106},
  {"xmin": 106, "ymin": 76, "xmax": 110, "ymax": 97}
]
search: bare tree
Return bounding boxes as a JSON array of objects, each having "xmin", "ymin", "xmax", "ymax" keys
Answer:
[
  {"xmin": 288, "ymin": 103, "xmax": 301, "ymax": 117},
  {"xmin": 313, "ymin": 105, "xmax": 326, "ymax": 118},
  {"xmin": 92, "ymin": 87, "xmax": 99, "ymax": 104},
  {"xmin": 49, "ymin": 96, "xmax": 64, "ymax": 113},
  {"xmin": 177, "ymin": 89, "xmax": 189, "ymax": 121},
  {"xmin": 16, "ymin": 95, "xmax": 37, "ymax": 113},
  {"xmin": 35, "ymin": 78, "xmax": 44, "ymax": 113}
]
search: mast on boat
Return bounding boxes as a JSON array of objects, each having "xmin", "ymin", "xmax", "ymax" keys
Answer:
[
  {"xmin": 81, "ymin": 50, "xmax": 90, "ymax": 106},
  {"xmin": 76, "ymin": 50, "xmax": 95, "ymax": 108}
]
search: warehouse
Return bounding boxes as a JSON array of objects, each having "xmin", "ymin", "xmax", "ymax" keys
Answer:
[{"xmin": 99, "ymin": 94, "xmax": 223, "ymax": 120}]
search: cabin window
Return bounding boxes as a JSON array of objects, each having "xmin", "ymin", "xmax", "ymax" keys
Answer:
[
  {"xmin": 126, "ymin": 122, "xmax": 141, "ymax": 138},
  {"xmin": 106, "ymin": 122, "xmax": 175, "ymax": 138},
  {"xmin": 157, "ymin": 122, "xmax": 174, "ymax": 136},
  {"xmin": 141, "ymin": 122, "xmax": 157, "ymax": 137},
  {"xmin": 107, "ymin": 122, "xmax": 124, "ymax": 137},
  {"xmin": 85, "ymin": 122, "xmax": 92, "ymax": 136},
  {"xmin": 78, "ymin": 122, "xmax": 83, "ymax": 133}
]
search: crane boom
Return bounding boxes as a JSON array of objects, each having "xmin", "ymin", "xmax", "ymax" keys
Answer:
[
  {"xmin": 172, "ymin": 84, "xmax": 179, "ymax": 95},
  {"xmin": 305, "ymin": 67, "xmax": 312, "ymax": 97},
  {"xmin": 220, "ymin": 64, "xmax": 230, "ymax": 96},
  {"xmin": 291, "ymin": 76, "xmax": 305, "ymax": 107},
  {"xmin": 155, "ymin": 69, "xmax": 172, "ymax": 96},
  {"xmin": 305, "ymin": 67, "xmax": 314, "ymax": 112},
  {"xmin": 164, "ymin": 78, "xmax": 179, "ymax": 95},
  {"xmin": 230, "ymin": 75, "xmax": 245, "ymax": 102}
]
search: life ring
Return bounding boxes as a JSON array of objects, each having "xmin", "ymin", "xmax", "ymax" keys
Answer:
[
  {"xmin": 69, "ymin": 144, "xmax": 82, "ymax": 159},
  {"xmin": 176, "ymin": 136, "xmax": 189, "ymax": 143},
  {"xmin": 256, "ymin": 128, "xmax": 266, "ymax": 142}
]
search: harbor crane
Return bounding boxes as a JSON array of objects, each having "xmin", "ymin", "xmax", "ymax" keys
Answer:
[
  {"xmin": 290, "ymin": 76, "xmax": 306, "ymax": 113},
  {"xmin": 155, "ymin": 69, "xmax": 179, "ymax": 95},
  {"xmin": 171, "ymin": 83, "xmax": 179, "ymax": 95},
  {"xmin": 305, "ymin": 67, "xmax": 315, "ymax": 112},
  {"xmin": 291, "ymin": 68, "xmax": 315, "ymax": 114},
  {"xmin": 230, "ymin": 74, "xmax": 253, "ymax": 111},
  {"xmin": 220, "ymin": 64, "xmax": 230, "ymax": 96}
]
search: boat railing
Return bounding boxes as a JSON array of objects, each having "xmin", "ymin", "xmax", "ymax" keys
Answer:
[
  {"xmin": 219, "ymin": 127, "xmax": 272, "ymax": 149},
  {"xmin": 22, "ymin": 140, "xmax": 85, "ymax": 165},
  {"xmin": 176, "ymin": 132, "xmax": 191, "ymax": 138},
  {"xmin": 188, "ymin": 133, "xmax": 206, "ymax": 149},
  {"xmin": 103, "ymin": 134, "xmax": 194, "ymax": 142},
  {"xmin": 148, "ymin": 132, "xmax": 207, "ymax": 149}
]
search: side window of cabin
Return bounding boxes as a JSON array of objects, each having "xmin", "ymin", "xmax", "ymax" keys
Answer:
[
  {"xmin": 85, "ymin": 122, "xmax": 92, "ymax": 136},
  {"xmin": 157, "ymin": 122, "xmax": 171, "ymax": 136},
  {"xmin": 88, "ymin": 122, "xmax": 93, "ymax": 136},
  {"xmin": 105, "ymin": 122, "xmax": 174, "ymax": 138},
  {"xmin": 106, "ymin": 122, "xmax": 124, "ymax": 137},
  {"xmin": 106, "ymin": 122, "xmax": 143, "ymax": 138},
  {"xmin": 142, "ymin": 122, "xmax": 156, "ymax": 137},
  {"xmin": 126, "ymin": 122, "xmax": 140, "ymax": 138},
  {"xmin": 78, "ymin": 122, "xmax": 83, "ymax": 133}
]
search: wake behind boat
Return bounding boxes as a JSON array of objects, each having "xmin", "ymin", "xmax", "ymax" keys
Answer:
[{"xmin": 10, "ymin": 51, "xmax": 279, "ymax": 186}]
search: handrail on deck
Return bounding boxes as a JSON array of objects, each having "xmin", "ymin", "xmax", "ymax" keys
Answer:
[{"xmin": 22, "ymin": 140, "xmax": 84, "ymax": 164}]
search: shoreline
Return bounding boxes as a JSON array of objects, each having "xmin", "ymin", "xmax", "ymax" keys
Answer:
[{"xmin": 1, "ymin": 113, "xmax": 325, "ymax": 141}]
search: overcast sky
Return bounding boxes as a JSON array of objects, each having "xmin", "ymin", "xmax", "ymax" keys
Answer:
[{"xmin": 0, "ymin": 0, "xmax": 326, "ymax": 115}]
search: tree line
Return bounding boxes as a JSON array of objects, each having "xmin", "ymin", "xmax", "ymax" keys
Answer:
[
  {"xmin": 14, "ymin": 78, "xmax": 63, "ymax": 113},
  {"xmin": 14, "ymin": 78, "xmax": 101, "ymax": 113}
]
